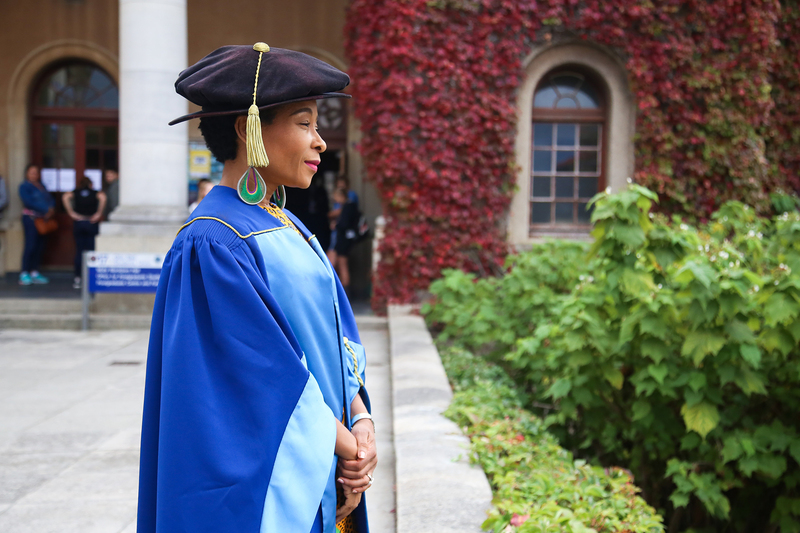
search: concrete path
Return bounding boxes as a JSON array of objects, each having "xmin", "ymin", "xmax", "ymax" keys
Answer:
[
  {"xmin": 388, "ymin": 306, "xmax": 492, "ymax": 533},
  {"xmin": 0, "ymin": 319, "xmax": 396, "ymax": 533}
]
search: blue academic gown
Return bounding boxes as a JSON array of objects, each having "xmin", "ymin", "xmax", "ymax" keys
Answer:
[{"xmin": 137, "ymin": 186, "xmax": 370, "ymax": 533}]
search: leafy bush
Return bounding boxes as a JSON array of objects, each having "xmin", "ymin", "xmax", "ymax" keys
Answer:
[
  {"xmin": 424, "ymin": 185, "xmax": 800, "ymax": 532},
  {"xmin": 427, "ymin": 241, "xmax": 588, "ymax": 359},
  {"xmin": 440, "ymin": 345, "xmax": 665, "ymax": 533}
]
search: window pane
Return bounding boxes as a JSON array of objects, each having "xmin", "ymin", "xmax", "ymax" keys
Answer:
[
  {"xmin": 580, "ymin": 124, "xmax": 599, "ymax": 146},
  {"xmin": 42, "ymin": 148, "xmax": 56, "ymax": 168},
  {"xmin": 58, "ymin": 124, "xmax": 75, "ymax": 146},
  {"xmin": 578, "ymin": 202, "xmax": 593, "ymax": 224},
  {"xmin": 555, "ymin": 177, "xmax": 574, "ymax": 198},
  {"xmin": 530, "ymin": 203, "xmax": 551, "ymax": 224},
  {"xmin": 103, "ymin": 149, "xmax": 118, "ymax": 170},
  {"xmin": 86, "ymin": 126, "xmax": 101, "ymax": 146},
  {"xmin": 59, "ymin": 147, "xmax": 75, "ymax": 168},
  {"xmin": 532, "ymin": 177, "xmax": 551, "ymax": 198},
  {"xmin": 552, "ymin": 74, "xmax": 581, "ymax": 94},
  {"xmin": 103, "ymin": 126, "xmax": 118, "ymax": 146},
  {"xmin": 555, "ymin": 97, "xmax": 578, "ymax": 109},
  {"xmin": 38, "ymin": 87, "xmax": 53, "ymax": 107},
  {"xmin": 578, "ymin": 177, "xmax": 598, "ymax": 198},
  {"xmin": 556, "ymin": 124, "xmax": 575, "ymax": 146},
  {"xmin": 89, "ymin": 69, "xmax": 112, "ymax": 92},
  {"xmin": 98, "ymin": 86, "xmax": 119, "ymax": 109},
  {"xmin": 533, "ymin": 86, "xmax": 558, "ymax": 108},
  {"xmin": 533, "ymin": 123, "xmax": 553, "ymax": 146},
  {"xmin": 555, "ymin": 203, "xmax": 574, "ymax": 223},
  {"xmin": 576, "ymin": 84, "xmax": 600, "ymax": 108},
  {"xmin": 42, "ymin": 124, "xmax": 58, "ymax": 148},
  {"xmin": 86, "ymin": 148, "xmax": 100, "ymax": 168},
  {"xmin": 533, "ymin": 150, "xmax": 552, "ymax": 172},
  {"xmin": 58, "ymin": 86, "xmax": 76, "ymax": 107},
  {"xmin": 556, "ymin": 151, "xmax": 574, "ymax": 172},
  {"xmin": 579, "ymin": 151, "xmax": 598, "ymax": 173}
]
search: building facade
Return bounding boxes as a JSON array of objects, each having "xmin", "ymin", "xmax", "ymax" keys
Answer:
[
  {"xmin": 0, "ymin": 0, "xmax": 376, "ymax": 296},
  {"xmin": 344, "ymin": 0, "xmax": 796, "ymax": 308}
]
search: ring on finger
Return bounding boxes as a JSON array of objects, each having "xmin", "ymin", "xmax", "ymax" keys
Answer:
[{"xmin": 367, "ymin": 473, "xmax": 374, "ymax": 486}]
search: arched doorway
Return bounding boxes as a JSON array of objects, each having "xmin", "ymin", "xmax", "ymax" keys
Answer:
[{"xmin": 30, "ymin": 61, "xmax": 118, "ymax": 268}]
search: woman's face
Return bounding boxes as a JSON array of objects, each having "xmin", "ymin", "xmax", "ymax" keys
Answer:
[
  {"xmin": 26, "ymin": 166, "xmax": 40, "ymax": 182},
  {"xmin": 258, "ymin": 101, "xmax": 326, "ymax": 190}
]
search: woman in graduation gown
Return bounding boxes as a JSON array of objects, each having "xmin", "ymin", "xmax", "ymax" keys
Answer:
[{"xmin": 137, "ymin": 44, "xmax": 376, "ymax": 533}]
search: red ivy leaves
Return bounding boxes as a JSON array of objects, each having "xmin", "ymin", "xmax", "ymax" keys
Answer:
[{"xmin": 345, "ymin": 0, "xmax": 798, "ymax": 311}]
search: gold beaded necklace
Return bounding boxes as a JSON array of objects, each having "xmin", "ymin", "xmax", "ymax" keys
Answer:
[{"xmin": 260, "ymin": 202, "xmax": 303, "ymax": 237}]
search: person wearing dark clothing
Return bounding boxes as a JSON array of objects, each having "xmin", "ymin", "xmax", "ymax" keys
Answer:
[
  {"xmin": 18, "ymin": 164, "xmax": 55, "ymax": 285},
  {"xmin": 327, "ymin": 188, "xmax": 359, "ymax": 289},
  {"xmin": 307, "ymin": 177, "xmax": 332, "ymax": 251},
  {"xmin": 0, "ymin": 174, "xmax": 9, "ymax": 217},
  {"xmin": 286, "ymin": 174, "xmax": 331, "ymax": 251},
  {"xmin": 63, "ymin": 176, "xmax": 107, "ymax": 288}
]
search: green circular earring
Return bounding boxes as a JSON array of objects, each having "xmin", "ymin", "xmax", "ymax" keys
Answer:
[
  {"xmin": 237, "ymin": 167, "xmax": 267, "ymax": 205},
  {"xmin": 271, "ymin": 184, "xmax": 286, "ymax": 210}
]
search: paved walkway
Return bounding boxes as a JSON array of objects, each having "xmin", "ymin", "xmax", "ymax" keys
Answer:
[{"xmin": 0, "ymin": 319, "xmax": 395, "ymax": 533}]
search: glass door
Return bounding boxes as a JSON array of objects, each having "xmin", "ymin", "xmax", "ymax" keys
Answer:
[
  {"xmin": 30, "ymin": 61, "xmax": 118, "ymax": 269},
  {"xmin": 32, "ymin": 120, "xmax": 118, "ymax": 267}
]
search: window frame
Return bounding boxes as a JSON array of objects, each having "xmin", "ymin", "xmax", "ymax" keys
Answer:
[
  {"xmin": 30, "ymin": 61, "xmax": 118, "ymax": 121},
  {"xmin": 529, "ymin": 69, "xmax": 608, "ymax": 235}
]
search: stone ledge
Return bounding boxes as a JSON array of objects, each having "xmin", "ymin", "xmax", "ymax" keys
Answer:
[
  {"xmin": 388, "ymin": 305, "xmax": 492, "ymax": 533},
  {"xmin": 0, "ymin": 313, "xmax": 151, "ymax": 330}
]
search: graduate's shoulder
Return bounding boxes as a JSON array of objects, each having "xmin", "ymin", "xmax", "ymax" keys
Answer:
[{"xmin": 177, "ymin": 186, "xmax": 285, "ymax": 246}]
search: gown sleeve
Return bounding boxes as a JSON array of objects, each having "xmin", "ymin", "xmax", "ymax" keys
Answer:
[{"xmin": 137, "ymin": 219, "xmax": 336, "ymax": 533}]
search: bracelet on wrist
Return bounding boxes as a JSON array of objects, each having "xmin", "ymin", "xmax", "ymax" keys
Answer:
[{"xmin": 351, "ymin": 412, "xmax": 375, "ymax": 432}]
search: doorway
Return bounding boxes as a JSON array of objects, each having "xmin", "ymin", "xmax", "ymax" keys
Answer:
[{"xmin": 29, "ymin": 62, "xmax": 118, "ymax": 268}]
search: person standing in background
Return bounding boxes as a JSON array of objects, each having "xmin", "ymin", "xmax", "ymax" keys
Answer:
[
  {"xmin": 286, "ymin": 173, "xmax": 331, "ymax": 251},
  {"xmin": 327, "ymin": 187, "xmax": 359, "ymax": 292},
  {"xmin": 188, "ymin": 178, "xmax": 214, "ymax": 213},
  {"xmin": 0, "ymin": 174, "xmax": 8, "ymax": 219},
  {"xmin": 103, "ymin": 169, "xmax": 119, "ymax": 219},
  {"xmin": 63, "ymin": 176, "xmax": 106, "ymax": 289},
  {"xmin": 306, "ymin": 174, "xmax": 331, "ymax": 251},
  {"xmin": 18, "ymin": 164, "xmax": 55, "ymax": 285},
  {"xmin": 328, "ymin": 175, "xmax": 358, "ymax": 223}
]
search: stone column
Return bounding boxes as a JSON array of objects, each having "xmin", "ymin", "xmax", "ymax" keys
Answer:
[{"xmin": 98, "ymin": 0, "xmax": 188, "ymax": 253}]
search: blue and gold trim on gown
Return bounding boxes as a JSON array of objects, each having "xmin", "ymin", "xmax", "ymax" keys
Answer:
[{"xmin": 137, "ymin": 185, "xmax": 369, "ymax": 533}]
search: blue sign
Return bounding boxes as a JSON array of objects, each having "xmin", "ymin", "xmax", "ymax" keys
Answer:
[{"xmin": 85, "ymin": 253, "xmax": 164, "ymax": 294}]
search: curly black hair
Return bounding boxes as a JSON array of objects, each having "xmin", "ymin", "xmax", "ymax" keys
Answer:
[{"xmin": 198, "ymin": 108, "xmax": 277, "ymax": 163}]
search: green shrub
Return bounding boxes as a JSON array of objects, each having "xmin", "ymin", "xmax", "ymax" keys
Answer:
[
  {"xmin": 440, "ymin": 345, "xmax": 665, "ymax": 533},
  {"xmin": 425, "ymin": 240, "xmax": 588, "ymax": 360},
  {"xmin": 424, "ymin": 185, "xmax": 800, "ymax": 532}
]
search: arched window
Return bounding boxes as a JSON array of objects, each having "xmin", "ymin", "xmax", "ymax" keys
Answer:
[
  {"xmin": 35, "ymin": 63, "xmax": 118, "ymax": 110},
  {"xmin": 530, "ymin": 70, "xmax": 605, "ymax": 229},
  {"xmin": 31, "ymin": 62, "xmax": 119, "ymax": 191}
]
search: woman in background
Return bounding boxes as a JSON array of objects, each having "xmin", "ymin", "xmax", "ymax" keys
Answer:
[
  {"xmin": 18, "ymin": 164, "xmax": 54, "ymax": 285},
  {"xmin": 63, "ymin": 176, "xmax": 106, "ymax": 289},
  {"xmin": 188, "ymin": 178, "xmax": 214, "ymax": 213}
]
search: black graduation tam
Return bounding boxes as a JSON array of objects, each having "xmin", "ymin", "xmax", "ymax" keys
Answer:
[{"xmin": 169, "ymin": 44, "xmax": 350, "ymax": 126}]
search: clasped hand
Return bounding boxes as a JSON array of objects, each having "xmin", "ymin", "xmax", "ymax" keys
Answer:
[{"xmin": 335, "ymin": 420, "xmax": 377, "ymax": 522}]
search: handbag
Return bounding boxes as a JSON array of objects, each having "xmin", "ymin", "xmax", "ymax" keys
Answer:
[{"xmin": 34, "ymin": 217, "xmax": 58, "ymax": 235}]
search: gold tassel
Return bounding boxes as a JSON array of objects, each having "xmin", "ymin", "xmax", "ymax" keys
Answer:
[
  {"xmin": 246, "ymin": 42, "xmax": 271, "ymax": 168},
  {"xmin": 247, "ymin": 104, "xmax": 269, "ymax": 167}
]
